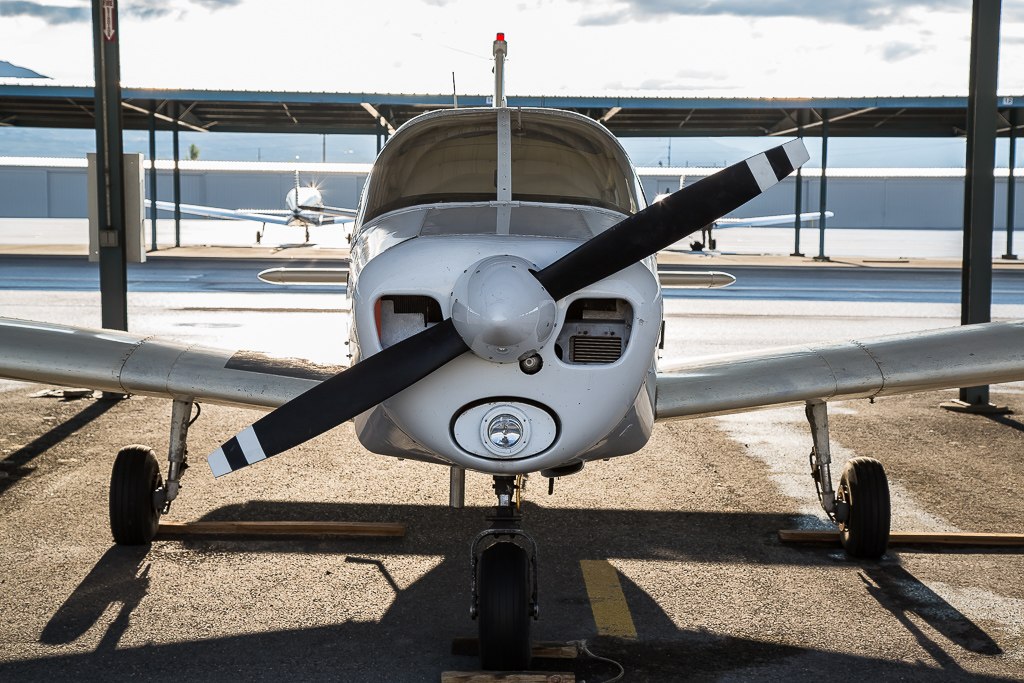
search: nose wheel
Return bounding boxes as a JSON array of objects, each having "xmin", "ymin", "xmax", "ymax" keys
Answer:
[
  {"xmin": 470, "ymin": 476, "xmax": 539, "ymax": 671},
  {"xmin": 477, "ymin": 541, "xmax": 533, "ymax": 670}
]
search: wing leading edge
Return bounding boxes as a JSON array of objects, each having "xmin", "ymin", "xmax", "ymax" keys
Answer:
[
  {"xmin": 655, "ymin": 320, "xmax": 1024, "ymax": 420},
  {"xmin": 0, "ymin": 317, "xmax": 343, "ymax": 409},
  {"xmin": 148, "ymin": 200, "xmax": 294, "ymax": 225}
]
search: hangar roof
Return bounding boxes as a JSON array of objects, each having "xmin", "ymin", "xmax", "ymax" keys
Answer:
[{"xmin": 1, "ymin": 83, "xmax": 1022, "ymax": 138}]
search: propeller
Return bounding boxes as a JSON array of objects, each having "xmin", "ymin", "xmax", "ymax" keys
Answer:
[{"xmin": 207, "ymin": 139, "xmax": 809, "ymax": 477}]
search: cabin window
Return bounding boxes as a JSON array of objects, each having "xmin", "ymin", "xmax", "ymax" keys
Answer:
[{"xmin": 362, "ymin": 110, "xmax": 639, "ymax": 222}]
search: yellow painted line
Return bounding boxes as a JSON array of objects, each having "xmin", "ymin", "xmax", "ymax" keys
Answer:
[{"xmin": 579, "ymin": 560, "xmax": 637, "ymax": 639}]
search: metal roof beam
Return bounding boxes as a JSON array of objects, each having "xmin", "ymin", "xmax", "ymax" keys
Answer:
[
  {"xmin": 121, "ymin": 101, "xmax": 209, "ymax": 133},
  {"xmin": 769, "ymin": 107, "xmax": 878, "ymax": 136},
  {"xmin": 360, "ymin": 102, "xmax": 396, "ymax": 135},
  {"xmin": 872, "ymin": 107, "xmax": 908, "ymax": 129},
  {"xmin": 597, "ymin": 106, "xmax": 622, "ymax": 124}
]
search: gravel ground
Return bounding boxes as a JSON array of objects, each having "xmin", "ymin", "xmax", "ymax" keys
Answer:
[{"xmin": 1, "ymin": 381, "xmax": 1022, "ymax": 682}]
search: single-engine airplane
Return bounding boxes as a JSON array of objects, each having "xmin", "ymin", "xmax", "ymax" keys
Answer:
[
  {"xmin": 148, "ymin": 170, "xmax": 357, "ymax": 244},
  {"xmin": 2, "ymin": 35, "xmax": 1024, "ymax": 672}
]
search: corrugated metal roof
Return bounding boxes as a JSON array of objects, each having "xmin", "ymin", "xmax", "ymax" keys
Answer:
[
  {"xmin": 5, "ymin": 157, "xmax": 1021, "ymax": 178},
  {"xmin": 1, "ymin": 83, "xmax": 1022, "ymax": 137}
]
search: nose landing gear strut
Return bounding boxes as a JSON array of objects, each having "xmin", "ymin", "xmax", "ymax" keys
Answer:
[{"xmin": 470, "ymin": 475, "xmax": 539, "ymax": 671}]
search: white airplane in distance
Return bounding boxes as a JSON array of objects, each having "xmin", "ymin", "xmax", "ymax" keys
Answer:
[
  {"xmin": 652, "ymin": 188, "xmax": 834, "ymax": 252},
  {"xmin": 2, "ymin": 35, "xmax": 1024, "ymax": 672},
  {"xmin": 148, "ymin": 170, "xmax": 357, "ymax": 244}
]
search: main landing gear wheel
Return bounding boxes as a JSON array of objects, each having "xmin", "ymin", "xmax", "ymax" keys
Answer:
[
  {"xmin": 837, "ymin": 457, "xmax": 890, "ymax": 559},
  {"xmin": 109, "ymin": 445, "xmax": 162, "ymax": 545},
  {"xmin": 478, "ymin": 542, "xmax": 532, "ymax": 671}
]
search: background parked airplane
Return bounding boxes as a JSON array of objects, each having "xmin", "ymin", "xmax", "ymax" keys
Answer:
[{"xmin": 148, "ymin": 171, "xmax": 357, "ymax": 244}]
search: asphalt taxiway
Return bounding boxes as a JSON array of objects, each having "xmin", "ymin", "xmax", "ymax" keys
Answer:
[{"xmin": 0, "ymin": 249, "xmax": 1023, "ymax": 681}]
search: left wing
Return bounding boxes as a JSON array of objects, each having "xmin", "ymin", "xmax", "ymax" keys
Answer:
[
  {"xmin": 655, "ymin": 320, "xmax": 1024, "ymax": 420},
  {"xmin": 147, "ymin": 200, "xmax": 294, "ymax": 225},
  {"xmin": 0, "ymin": 318, "xmax": 341, "ymax": 409},
  {"xmin": 715, "ymin": 210, "xmax": 834, "ymax": 228}
]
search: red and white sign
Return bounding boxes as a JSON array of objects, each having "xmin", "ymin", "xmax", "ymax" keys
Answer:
[{"xmin": 102, "ymin": 0, "xmax": 116, "ymax": 42}]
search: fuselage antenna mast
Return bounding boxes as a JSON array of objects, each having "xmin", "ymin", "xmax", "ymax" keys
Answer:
[{"xmin": 493, "ymin": 33, "xmax": 507, "ymax": 108}]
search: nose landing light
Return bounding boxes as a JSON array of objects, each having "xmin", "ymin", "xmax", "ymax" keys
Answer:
[
  {"xmin": 453, "ymin": 401, "xmax": 558, "ymax": 460},
  {"xmin": 484, "ymin": 411, "xmax": 526, "ymax": 455}
]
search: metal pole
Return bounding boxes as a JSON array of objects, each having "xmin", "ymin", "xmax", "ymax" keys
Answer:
[
  {"xmin": 814, "ymin": 112, "xmax": 830, "ymax": 261},
  {"xmin": 955, "ymin": 0, "xmax": 1001, "ymax": 411},
  {"xmin": 148, "ymin": 99, "xmax": 157, "ymax": 251},
  {"xmin": 1004, "ymin": 110, "xmax": 1018, "ymax": 259},
  {"xmin": 792, "ymin": 119, "xmax": 805, "ymax": 257},
  {"xmin": 172, "ymin": 102, "xmax": 181, "ymax": 248},
  {"xmin": 791, "ymin": 167, "xmax": 804, "ymax": 256},
  {"xmin": 91, "ymin": 0, "xmax": 128, "ymax": 333},
  {"xmin": 449, "ymin": 466, "xmax": 465, "ymax": 509}
]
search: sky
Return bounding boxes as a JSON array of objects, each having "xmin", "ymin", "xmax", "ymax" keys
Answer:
[
  {"xmin": 1, "ymin": 0, "xmax": 1024, "ymax": 96},
  {"xmin": 0, "ymin": 1, "xmax": 1022, "ymax": 166}
]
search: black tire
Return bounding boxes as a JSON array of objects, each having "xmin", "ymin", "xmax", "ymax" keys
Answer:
[
  {"xmin": 109, "ymin": 445, "xmax": 162, "ymax": 545},
  {"xmin": 478, "ymin": 542, "xmax": 532, "ymax": 671},
  {"xmin": 838, "ymin": 457, "xmax": 891, "ymax": 559}
]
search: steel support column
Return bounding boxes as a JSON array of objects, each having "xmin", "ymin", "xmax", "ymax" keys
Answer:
[
  {"xmin": 1004, "ymin": 109, "xmax": 1018, "ymax": 260},
  {"xmin": 148, "ymin": 99, "xmax": 157, "ymax": 251},
  {"xmin": 91, "ymin": 0, "xmax": 128, "ymax": 332},
  {"xmin": 956, "ymin": 0, "xmax": 1002, "ymax": 410},
  {"xmin": 814, "ymin": 112, "xmax": 830, "ymax": 261},
  {"xmin": 172, "ymin": 102, "xmax": 181, "ymax": 248},
  {"xmin": 792, "ymin": 118, "xmax": 805, "ymax": 257}
]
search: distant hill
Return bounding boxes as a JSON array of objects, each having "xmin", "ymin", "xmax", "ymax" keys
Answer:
[{"xmin": 0, "ymin": 61, "xmax": 47, "ymax": 78}]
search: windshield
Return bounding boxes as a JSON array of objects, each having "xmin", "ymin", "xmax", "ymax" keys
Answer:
[{"xmin": 362, "ymin": 109, "xmax": 639, "ymax": 222}]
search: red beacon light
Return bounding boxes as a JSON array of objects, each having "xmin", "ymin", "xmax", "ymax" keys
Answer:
[{"xmin": 496, "ymin": 33, "xmax": 505, "ymax": 41}]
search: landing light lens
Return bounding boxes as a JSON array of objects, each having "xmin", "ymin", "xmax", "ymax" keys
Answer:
[{"xmin": 487, "ymin": 414, "xmax": 523, "ymax": 450}]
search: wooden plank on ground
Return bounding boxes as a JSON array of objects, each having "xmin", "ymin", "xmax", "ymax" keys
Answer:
[
  {"xmin": 441, "ymin": 673, "xmax": 574, "ymax": 683},
  {"xmin": 779, "ymin": 530, "xmax": 1024, "ymax": 547},
  {"xmin": 156, "ymin": 520, "xmax": 405, "ymax": 539},
  {"xmin": 451, "ymin": 639, "xmax": 577, "ymax": 660}
]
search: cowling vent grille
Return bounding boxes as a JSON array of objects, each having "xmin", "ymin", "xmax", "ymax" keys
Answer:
[{"xmin": 570, "ymin": 335, "xmax": 623, "ymax": 364}]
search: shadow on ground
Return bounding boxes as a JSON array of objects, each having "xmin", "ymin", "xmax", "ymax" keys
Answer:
[{"xmin": 3, "ymin": 501, "xmax": 1014, "ymax": 682}]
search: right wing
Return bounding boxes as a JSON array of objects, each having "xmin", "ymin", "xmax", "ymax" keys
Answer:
[
  {"xmin": 655, "ymin": 320, "xmax": 1024, "ymax": 420},
  {"xmin": 148, "ymin": 200, "xmax": 294, "ymax": 225},
  {"xmin": 0, "ymin": 317, "xmax": 343, "ymax": 410},
  {"xmin": 715, "ymin": 210, "xmax": 835, "ymax": 228}
]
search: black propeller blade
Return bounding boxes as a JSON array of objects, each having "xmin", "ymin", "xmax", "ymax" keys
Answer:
[
  {"xmin": 207, "ymin": 139, "xmax": 808, "ymax": 477},
  {"xmin": 535, "ymin": 139, "xmax": 808, "ymax": 299},
  {"xmin": 207, "ymin": 320, "xmax": 467, "ymax": 477}
]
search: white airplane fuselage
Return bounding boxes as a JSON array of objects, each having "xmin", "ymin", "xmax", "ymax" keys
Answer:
[
  {"xmin": 344, "ymin": 107, "xmax": 664, "ymax": 474},
  {"xmin": 285, "ymin": 185, "xmax": 325, "ymax": 226}
]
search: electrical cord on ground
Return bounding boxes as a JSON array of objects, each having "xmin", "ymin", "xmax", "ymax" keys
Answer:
[{"xmin": 570, "ymin": 639, "xmax": 624, "ymax": 683}]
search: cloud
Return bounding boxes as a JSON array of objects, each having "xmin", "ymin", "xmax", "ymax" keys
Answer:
[
  {"xmin": 0, "ymin": 2, "xmax": 88, "ymax": 24},
  {"xmin": 0, "ymin": 0, "xmax": 239, "ymax": 26},
  {"xmin": 882, "ymin": 41, "xmax": 927, "ymax": 61},
  {"xmin": 573, "ymin": 0, "xmax": 966, "ymax": 29},
  {"xmin": 190, "ymin": 0, "xmax": 242, "ymax": 7},
  {"xmin": 605, "ymin": 67, "xmax": 736, "ymax": 91}
]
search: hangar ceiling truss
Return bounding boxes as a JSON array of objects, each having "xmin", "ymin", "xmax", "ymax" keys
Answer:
[{"xmin": 0, "ymin": 85, "xmax": 1022, "ymax": 138}]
